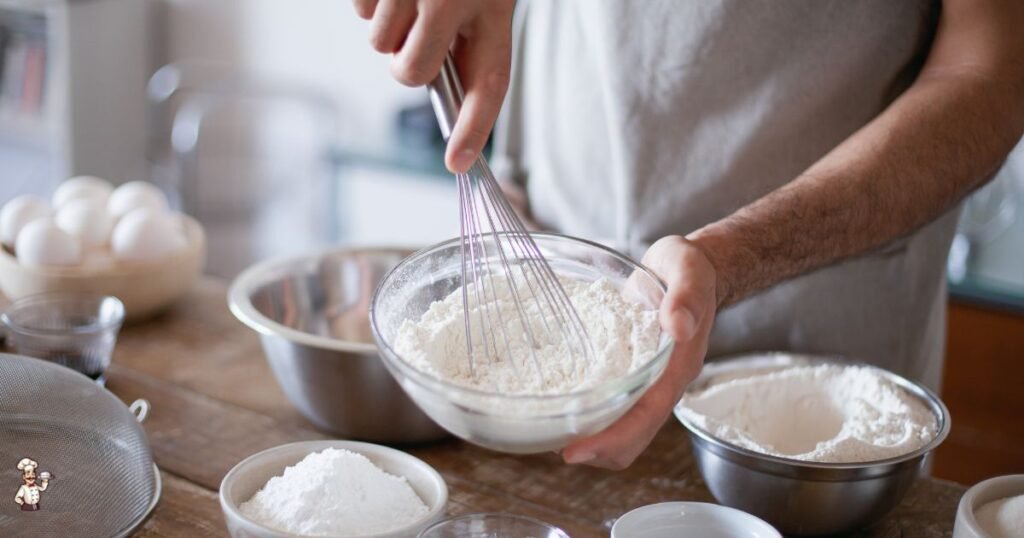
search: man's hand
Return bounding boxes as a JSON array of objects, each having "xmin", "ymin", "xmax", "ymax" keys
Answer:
[
  {"xmin": 562, "ymin": 236, "xmax": 718, "ymax": 469},
  {"xmin": 354, "ymin": 0, "xmax": 515, "ymax": 173}
]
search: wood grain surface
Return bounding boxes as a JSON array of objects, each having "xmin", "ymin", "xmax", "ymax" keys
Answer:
[{"xmin": 6, "ymin": 279, "xmax": 967, "ymax": 537}]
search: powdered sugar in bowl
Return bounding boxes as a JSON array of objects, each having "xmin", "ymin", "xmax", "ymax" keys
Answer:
[
  {"xmin": 220, "ymin": 441, "xmax": 447, "ymax": 538},
  {"xmin": 370, "ymin": 233, "xmax": 673, "ymax": 454}
]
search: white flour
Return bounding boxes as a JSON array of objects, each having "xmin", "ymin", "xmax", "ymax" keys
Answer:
[
  {"xmin": 239, "ymin": 448, "xmax": 428, "ymax": 536},
  {"xmin": 394, "ymin": 276, "xmax": 661, "ymax": 395},
  {"xmin": 976, "ymin": 494, "xmax": 1024, "ymax": 538},
  {"xmin": 677, "ymin": 364, "xmax": 937, "ymax": 463}
]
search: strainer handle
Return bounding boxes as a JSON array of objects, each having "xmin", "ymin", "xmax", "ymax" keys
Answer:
[{"xmin": 129, "ymin": 399, "xmax": 150, "ymax": 423}]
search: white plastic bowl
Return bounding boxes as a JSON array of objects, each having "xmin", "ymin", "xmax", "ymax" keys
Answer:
[
  {"xmin": 219, "ymin": 440, "xmax": 448, "ymax": 538},
  {"xmin": 611, "ymin": 502, "xmax": 781, "ymax": 538}
]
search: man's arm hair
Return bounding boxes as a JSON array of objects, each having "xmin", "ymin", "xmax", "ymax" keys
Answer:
[{"xmin": 689, "ymin": 0, "xmax": 1024, "ymax": 308}]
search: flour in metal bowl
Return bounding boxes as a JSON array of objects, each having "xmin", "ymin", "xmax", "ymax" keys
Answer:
[{"xmin": 677, "ymin": 364, "xmax": 937, "ymax": 463}]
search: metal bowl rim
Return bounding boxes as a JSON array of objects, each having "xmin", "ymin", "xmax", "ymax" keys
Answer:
[
  {"xmin": 674, "ymin": 352, "xmax": 951, "ymax": 473},
  {"xmin": 369, "ymin": 231, "xmax": 675, "ymax": 402},
  {"xmin": 228, "ymin": 246, "xmax": 421, "ymax": 354}
]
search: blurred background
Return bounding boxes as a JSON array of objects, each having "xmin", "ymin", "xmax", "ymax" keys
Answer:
[{"xmin": 0, "ymin": 0, "xmax": 1020, "ymax": 484}]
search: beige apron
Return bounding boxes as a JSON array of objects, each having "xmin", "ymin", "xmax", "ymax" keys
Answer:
[{"xmin": 492, "ymin": 0, "xmax": 955, "ymax": 390}]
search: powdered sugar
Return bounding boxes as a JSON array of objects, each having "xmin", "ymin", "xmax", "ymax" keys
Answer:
[
  {"xmin": 393, "ymin": 276, "xmax": 661, "ymax": 395},
  {"xmin": 677, "ymin": 364, "xmax": 937, "ymax": 463},
  {"xmin": 239, "ymin": 448, "xmax": 428, "ymax": 536},
  {"xmin": 976, "ymin": 494, "xmax": 1024, "ymax": 538}
]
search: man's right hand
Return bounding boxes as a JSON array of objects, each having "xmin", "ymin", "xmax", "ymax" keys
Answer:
[{"xmin": 354, "ymin": 0, "xmax": 515, "ymax": 174}]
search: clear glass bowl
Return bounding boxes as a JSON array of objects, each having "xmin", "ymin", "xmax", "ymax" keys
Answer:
[
  {"xmin": 370, "ymin": 232, "xmax": 673, "ymax": 453},
  {"xmin": 417, "ymin": 513, "xmax": 570, "ymax": 538},
  {"xmin": 1, "ymin": 293, "xmax": 125, "ymax": 384}
]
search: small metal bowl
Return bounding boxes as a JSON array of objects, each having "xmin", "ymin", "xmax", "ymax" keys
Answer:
[
  {"xmin": 673, "ymin": 353, "xmax": 951, "ymax": 536},
  {"xmin": 228, "ymin": 248, "xmax": 447, "ymax": 443}
]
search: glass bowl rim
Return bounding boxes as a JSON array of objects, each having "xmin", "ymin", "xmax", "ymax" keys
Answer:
[
  {"xmin": 418, "ymin": 512, "xmax": 570, "ymax": 537},
  {"xmin": 1, "ymin": 292, "xmax": 125, "ymax": 337},
  {"xmin": 369, "ymin": 231, "xmax": 675, "ymax": 402}
]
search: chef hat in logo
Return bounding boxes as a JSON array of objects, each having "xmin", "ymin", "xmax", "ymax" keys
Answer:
[{"xmin": 17, "ymin": 458, "xmax": 37, "ymax": 472}]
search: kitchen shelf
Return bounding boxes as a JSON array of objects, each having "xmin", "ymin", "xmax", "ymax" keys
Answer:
[{"xmin": 0, "ymin": 0, "xmax": 150, "ymax": 195}]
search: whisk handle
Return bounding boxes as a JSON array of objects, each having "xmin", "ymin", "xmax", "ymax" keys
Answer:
[{"xmin": 427, "ymin": 53, "xmax": 465, "ymax": 141}]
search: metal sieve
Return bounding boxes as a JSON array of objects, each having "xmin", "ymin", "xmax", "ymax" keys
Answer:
[{"xmin": 0, "ymin": 353, "xmax": 160, "ymax": 537}]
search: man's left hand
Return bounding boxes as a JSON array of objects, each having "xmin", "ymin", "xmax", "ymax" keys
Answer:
[{"xmin": 561, "ymin": 235, "xmax": 718, "ymax": 469}]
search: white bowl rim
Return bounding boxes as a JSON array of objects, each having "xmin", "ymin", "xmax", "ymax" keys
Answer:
[
  {"xmin": 219, "ymin": 440, "xmax": 448, "ymax": 538},
  {"xmin": 611, "ymin": 501, "xmax": 782, "ymax": 537},
  {"xmin": 227, "ymin": 246, "xmax": 422, "ymax": 354},
  {"xmin": 673, "ymin": 353, "xmax": 952, "ymax": 471},
  {"xmin": 368, "ymin": 231, "xmax": 675, "ymax": 402},
  {"xmin": 954, "ymin": 474, "xmax": 1024, "ymax": 536}
]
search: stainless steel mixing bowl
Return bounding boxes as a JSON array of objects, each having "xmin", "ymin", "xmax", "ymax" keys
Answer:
[
  {"xmin": 673, "ymin": 353, "xmax": 951, "ymax": 537},
  {"xmin": 228, "ymin": 248, "xmax": 447, "ymax": 443}
]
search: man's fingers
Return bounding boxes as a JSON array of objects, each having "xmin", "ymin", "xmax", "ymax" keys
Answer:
[
  {"xmin": 644, "ymin": 238, "xmax": 717, "ymax": 343},
  {"xmin": 353, "ymin": 0, "xmax": 378, "ymax": 20},
  {"xmin": 562, "ymin": 337, "xmax": 702, "ymax": 470},
  {"xmin": 391, "ymin": 5, "xmax": 461, "ymax": 86},
  {"xmin": 562, "ymin": 386, "xmax": 670, "ymax": 470},
  {"xmin": 445, "ymin": 27, "xmax": 512, "ymax": 173},
  {"xmin": 368, "ymin": 0, "xmax": 417, "ymax": 53}
]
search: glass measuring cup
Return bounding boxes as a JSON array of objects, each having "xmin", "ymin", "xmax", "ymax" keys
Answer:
[{"xmin": 1, "ymin": 293, "xmax": 125, "ymax": 384}]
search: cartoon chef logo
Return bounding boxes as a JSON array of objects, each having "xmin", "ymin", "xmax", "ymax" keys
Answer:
[{"xmin": 14, "ymin": 458, "xmax": 53, "ymax": 511}]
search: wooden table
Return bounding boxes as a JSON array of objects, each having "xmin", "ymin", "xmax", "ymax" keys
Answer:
[{"xmin": 91, "ymin": 278, "xmax": 965, "ymax": 536}]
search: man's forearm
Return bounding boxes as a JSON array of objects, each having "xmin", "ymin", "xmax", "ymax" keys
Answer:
[
  {"xmin": 689, "ymin": 72, "xmax": 1022, "ymax": 308},
  {"xmin": 687, "ymin": 0, "xmax": 1024, "ymax": 308}
]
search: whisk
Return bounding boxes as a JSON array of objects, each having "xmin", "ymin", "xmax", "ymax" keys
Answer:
[{"xmin": 427, "ymin": 54, "xmax": 593, "ymax": 379}]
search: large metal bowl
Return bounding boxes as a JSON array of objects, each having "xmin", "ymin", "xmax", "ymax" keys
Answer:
[
  {"xmin": 673, "ymin": 353, "xmax": 951, "ymax": 536},
  {"xmin": 228, "ymin": 248, "xmax": 447, "ymax": 443}
]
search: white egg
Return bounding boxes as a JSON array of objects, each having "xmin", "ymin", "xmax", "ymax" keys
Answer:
[
  {"xmin": 111, "ymin": 208, "xmax": 187, "ymax": 262},
  {"xmin": 15, "ymin": 219, "xmax": 83, "ymax": 267},
  {"xmin": 0, "ymin": 195, "xmax": 50, "ymax": 247},
  {"xmin": 53, "ymin": 176, "xmax": 114, "ymax": 209},
  {"xmin": 107, "ymin": 181, "xmax": 169, "ymax": 221},
  {"xmin": 55, "ymin": 198, "xmax": 115, "ymax": 248}
]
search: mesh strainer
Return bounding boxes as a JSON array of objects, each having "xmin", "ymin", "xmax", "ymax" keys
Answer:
[{"xmin": 0, "ymin": 354, "xmax": 160, "ymax": 537}]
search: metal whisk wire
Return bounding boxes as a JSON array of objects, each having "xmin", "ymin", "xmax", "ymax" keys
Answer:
[{"xmin": 429, "ymin": 55, "xmax": 594, "ymax": 380}]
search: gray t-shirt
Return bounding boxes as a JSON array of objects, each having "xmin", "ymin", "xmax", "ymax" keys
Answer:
[{"xmin": 492, "ymin": 0, "xmax": 954, "ymax": 389}]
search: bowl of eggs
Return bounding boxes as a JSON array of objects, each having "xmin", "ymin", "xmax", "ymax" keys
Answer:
[{"xmin": 0, "ymin": 177, "xmax": 205, "ymax": 321}]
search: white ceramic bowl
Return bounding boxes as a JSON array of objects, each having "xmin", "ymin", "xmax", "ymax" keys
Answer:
[
  {"xmin": 0, "ymin": 215, "xmax": 205, "ymax": 321},
  {"xmin": 954, "ymin": 474, "xmax": 1024, "ymax": 538},
  {"xmin": 220, "ymin": 440, "xmax": 448, "ymax": 538},
  {"xmin": 611, "ymin": 502, "xmax": 781, "ymax": 538}
]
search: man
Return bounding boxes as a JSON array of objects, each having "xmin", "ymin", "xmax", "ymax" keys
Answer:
[{"xmin": 355, "ymin": 0, "xmax": 1024, "ymax": 469}]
